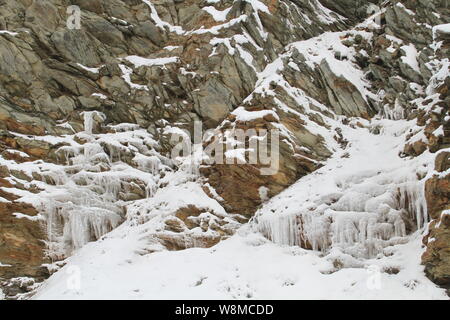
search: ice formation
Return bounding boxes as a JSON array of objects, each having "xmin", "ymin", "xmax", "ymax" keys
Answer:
[
  {"xmin": 6, "ymin": 117, "xmax": 171, "ymax": 259},
  {"xmin": 256, "ymin": 116, "xmax": 433, "ymax": 260}
]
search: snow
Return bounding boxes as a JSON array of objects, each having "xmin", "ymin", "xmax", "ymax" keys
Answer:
[
  {"xmin": 396, "ymin": 3, "xmax": 415, "ymax": 16},
  {"xmin": 433, "ymin": 126, "xmax": 444, "ymax": 137},
  {"xmin": 426, "ymin": 58, "xmax": 449, "ymax": 95},
  {"xmin": 409, "ymin": 83, "xmax": 424, "ymax": 95},
  {"xmin": 127, "ymin": 181, "xmax": 228, "ymax": 221},
  {"xmin": 91, "ymin": 93, "xmax": 107, "ymax": 100},
  {"xmin": 118, "ymin": 56, "xmax": 179, "ymax": 90},
  {"xmin": 0, "ymin": 117, "xmax": 172, "ymax": 260},
  {"xmin": 141, "ymin": 0, "xmax": 268, "ymax": 41},
  {"xmin": 5, "ymin": 149, "xmax": 30, "ymax": 158},
  {"xmin": 76, "ymin": 63, "xmax": 101, "ymax": 74},
  {"xmin": 142, "ymin": 0, "xmax": 185, "ymax": 35},
  {"xmin": 163, "ymin": 45, "xmax": 180, "ymax": 51},
  {"xmin": 110, "ymin": 17, "xmax": 129, "ymax": 26},
  {"xmin": 2, "ymin": 2, "xmax": 448, "ymax": 301},
  {"xmin": 312, "ymin": 0, "xmax": 345, "ymax": 25},
  {"xmin": 123, "ymin": 56, "xmax": 179, "ymax": 68},
  {"xmin": 386, "ymin": 35, "xmax": 403, "ymax": 44},
  {"xmin": 242, "ymin": 0, "xmax": 268, "ymax": 40},
  {"xmin": 192, "ymin": 16, "xmax": 248, "ymax": 36},
  {"xmin": 13, "ymin": 212, "xmax": 44, "ymax": 221},
  {"xmin": 285, "ymin": 31, "xmax": 375, "ymax": 102},
  {"xmin": 202, "ymin": 6, "xmax": 231, "ymax": 22},
  {"xmin": 356, "ymin": 8, "xmax": 385, "ymax": 30},
  {"xmin": 231, "ymin": 107, "xmax": 279, "ymax": 122},
  {"xmin": 142, "ymin": 0, "xmax": 246, "ymax": 36},
  {"xmin": 433, "ymin": 23, "xmax": 450, "ymax": 35},
  {"xmin": 33, "ymin": 226, "xmax": 447, "ymax": 300},
  {"xmin": 32, "ymin": 117, "xmax": 448, "ymax": 300},
  {"xmin": 119, "ymin": 64, "xmax": 149, "ymax": 91},
  {"xmin": 259, "ymin": 186, "xmax": 269, "ymax": 202},
  {"xmin": 209, "ymin": 34, "xmax": 258, "ymax": 71},
  {"xmin": 0, "ymin": 30, "xmax": 18, "ymax": 36},
  {"xmin": 256, "ymin": 118, "xmax": 432, "ymax": 258}
]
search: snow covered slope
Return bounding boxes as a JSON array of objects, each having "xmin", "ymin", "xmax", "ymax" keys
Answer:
[{"xmin": 32, "ymin": 232, "xmax": 447, "ymax": 300}]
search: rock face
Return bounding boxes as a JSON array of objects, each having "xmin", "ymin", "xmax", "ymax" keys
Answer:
[
  {"xmin": 0, "ymin": 0, "xmax": 448, "ymax": 298},
  {"xmin": 0, "ymin": 190, "xmax": 49, "ymax": 280},
  {"xmin": 421, "ymin": 24, "xmax": 450, "ymax": 288}
]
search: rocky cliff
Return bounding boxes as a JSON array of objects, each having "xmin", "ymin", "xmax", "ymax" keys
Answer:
[{"xmin": 0, "ymin": 0, "xmax": 448, "ymax": 299}]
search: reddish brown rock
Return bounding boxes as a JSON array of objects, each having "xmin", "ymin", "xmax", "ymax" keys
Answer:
[{"xmin": 0, "ymin": 200, "xmax": 49, "ymax": 282}]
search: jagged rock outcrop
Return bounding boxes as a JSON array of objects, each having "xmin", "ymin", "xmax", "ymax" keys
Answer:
[{"xmin": 423, "ymin": 151, "xmax": 450, "ymax": 289}]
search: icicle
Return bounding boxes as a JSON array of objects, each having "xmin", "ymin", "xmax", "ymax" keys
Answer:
[
  {"xmin": 135, "ymin": 155, "xmax": 161, "ymax": 175},
  {"xmin": 397, "ymin": 179, "xmax": 428, "ymax": 230},
  {"xmin": 301, "ymin": 213, "xmax": 330, "ymax": 251},
  {"xmin": 382, "ymin": 99, "xmax": 405, "ymax": 120},
  {"xmin": 83, "ymin": 112, "xmax": 95, "ymax": 135},
  {"xmin": 258, "ymin": 214, "xmax": 299, "ymax": 246},
  {"xmin": 145, "ymin": 179, "xmax": 157, "ymax": 198},
  {"xmin": 148, "ymin": 156, "xmax": 161, "ymax": 175},
  {"xmin": 40, "ymin": 118, "xmax": 168, "ymax": 258},
  {"xmin": 82, "ymin": 111, "xmax": 106, "ymax": 135},
  {"xmin": 394, "ymin": 218, "xmax": 406, "ymax": 237}
]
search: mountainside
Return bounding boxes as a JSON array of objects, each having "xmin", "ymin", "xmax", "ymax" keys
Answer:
[{"xmin": 0, "ymin": 0, "xmax": 448, "ymax": 299}]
